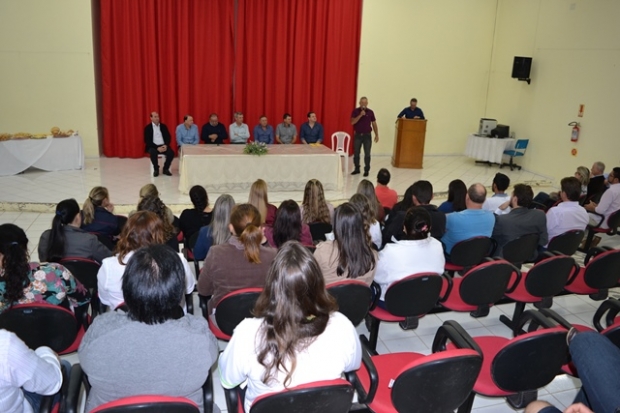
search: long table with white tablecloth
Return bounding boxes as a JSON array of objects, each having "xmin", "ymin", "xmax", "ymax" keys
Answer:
[
  {"xmin": 179, "ymin": 144, "xmax": 343, "ymax": 193},
  {"xmin": 0, "ymin": 135, "xmax": 84, "ymax": 176},
  {"xmin": 464, "ymin": 134, "xmax": 516, "ymax": 164}
]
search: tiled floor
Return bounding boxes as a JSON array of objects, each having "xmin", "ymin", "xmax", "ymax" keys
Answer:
[{"xmin": 1, "ymin": 155, "xmax": 617, "ymax": 412}]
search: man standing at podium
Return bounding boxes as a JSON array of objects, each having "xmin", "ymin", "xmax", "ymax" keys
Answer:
[
  {"xmin": 397, "ymin": 98, "xmax": 425, "ymax": 120},
  {"xmin": 350, "ymin": 96, "xmax": 379, "ymax": 176}
]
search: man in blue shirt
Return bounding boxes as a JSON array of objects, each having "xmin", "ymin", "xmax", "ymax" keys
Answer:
[
  {"xmin": 176, "ymin": 115, "xmax": 199, "ymax": 147},
  {"xmin": 397, "ymin": 98, "xmax": 425, "ymax": 120},
  {"xmin": 300, "ymin": 112, "xmax": 324, "ymax": 144},
  {"xmin": 442, "ymin": 183, "xmax": 495, "ymax": 254},
  {"xmin": 252, "ymin": 116, "xmax": 274, "ymax": 144}
]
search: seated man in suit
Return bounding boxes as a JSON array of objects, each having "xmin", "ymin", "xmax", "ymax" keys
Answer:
[
  {"xmin": 201, "ymin": 113, "xmax": 228, "ymax": 144},
  {"xmin": 144, "ymin": 112, "xmax": 174, "ymax": 177},
  {"xmin": 585, "ymin": 167, "xmax": 620, "ymax": 229},
  {"xmin": 383, "ymin": 180, "xmax": 445, "ymax": 246},
  {"xmin": 441, "ymin": 183, "xmax": 495, "ymax": 255},
  {"xmin": 586, "ymin": 161, "xmax": 607, "ymax": 203},
  {"xmin": 482, "ymin": 172, "xmax": 511, "ymax": 215},
  {"xmin": 492, "ymin": 183, "xmax": 548, "ymax": 256},
  {"xmin": 545, "ymin": 176, "xmax": 589, "ymax": 246}
]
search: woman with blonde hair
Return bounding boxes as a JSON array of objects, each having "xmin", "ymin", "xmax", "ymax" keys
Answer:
[
  {"xmin": 97, "ymin": 211, "xmax": 195, "ymax": 311},
  {"xmin": 198, "ymin": 204, "xmax": 277, "ymax": 315},
  {"xmin": 193, "ymin": 194, "xmax": 236, "ymax": 260},
  {"xmin": 81, "ymin": 186, "xmax": 123, "ymax": 245},
  {"xmin": 248, "ymin": 179, "xmax": 277, "ymax": 225},
  {"xmin": 575, "ymin": 166, "xmax": 590, "ymax": 196},
  {"xmin": 357, "ymin": 179, "xmax": 385, "ymax": 223},
  {"xmin": 139, "ymin": 183, "xmax": 159, "ymax": 200},
  {"xmin": 219, "ymin": 241, "xmax": 361, "ymax": 412},
  {"xmin": 349, "ymin": 193, "xmax": 382, "ymax": 250},
  {"xmin": 300, "ymin": 179, "xmax": 334, "ymax": 224}
]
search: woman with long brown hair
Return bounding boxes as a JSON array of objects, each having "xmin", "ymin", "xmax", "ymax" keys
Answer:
[
  {"xmin": 198, "ymin": 204, "xmax": 277, "ymax": 315},
  {"xmin": 300, "ymin": 179, "xmax": 334, "ymax": 224},
  {"xmin": 219, "ymin": 241, "xmax": 361, "ymax": 412},
  {"xmin": 137, "ymin": 195, "xmax": 180, "ymax": 251},
  {"xmin": 97, "ymin": 211, "xmax": 195, "ymax": 311}
]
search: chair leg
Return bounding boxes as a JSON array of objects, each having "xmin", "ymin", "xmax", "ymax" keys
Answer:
[
  {"xmin": 590, "ymin": 289, "xmax": 608, "ymax": 301},
  {"xmin": 499, "ymin": 302, "xmax": 525, "ymax": 332},
  {"xmin": 580, "ymin": 229, "xmax": 596, "ymax": 252},
  {"xmin": 470, "ymin": 305, "xmax": 490, "ymax": 318},
  {"xmin": 457, "ymin": 392, "xmax": 476, "ymax": 413},
  {"xmin": 506, "ymin": 390, "xmax": 538, "ymax": 409},
  {"xmin": 534, "ymin": 297, "xmax": 553, "ymax": 309},
  {"xmin": 366, "ymin": 316, "xmax": 381, "ymax": 352}
]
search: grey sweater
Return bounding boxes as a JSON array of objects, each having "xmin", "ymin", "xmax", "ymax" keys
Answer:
[{"xmin": 78, "ymin": 311, "xmax": 218, "ymax": 412}]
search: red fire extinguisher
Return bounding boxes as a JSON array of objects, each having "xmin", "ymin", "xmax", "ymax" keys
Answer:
[{"xmin": 569, "ymin": 121, "xmax": 580, "ymax": 142}]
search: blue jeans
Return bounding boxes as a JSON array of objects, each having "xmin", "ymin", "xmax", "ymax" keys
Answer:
[{"xmin": 539, "ymin": 332, "xmax": 620, "ymax": 413}]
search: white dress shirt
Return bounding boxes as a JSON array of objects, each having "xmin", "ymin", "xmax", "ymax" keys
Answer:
[
  {"xmin": 482, "ymin": 193, "xmax": 511, "ymax": 215},
  {"xmin": 0, "ymin": 330, "xmax": 62, "ymax": 413},
  {"xmin": 595, "ymin": 183, "xmax": 620, "ymax": 229},
  {"xmin": 546, "ymin": 201, "xmax": 589, "ymax": 246},
  {"xmin": 97, "ymin": 251, "xmax": 196, "ymax": 310},
  {"xmin": 152, "ymin": 123, "xmax": 165, "ymax": 146}
]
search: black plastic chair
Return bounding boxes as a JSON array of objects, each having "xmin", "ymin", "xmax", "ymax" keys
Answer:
[
  {"xmin": 500, "ymin": 253, "xmax": 579, "ymax": 330},
  {"xmin": 445, "ymin": 236, "xmax": 495, "ymax": 274},
  {"xmin": 444, "ymin": 311, "xmax": 568, "ymax": 412},
  {"xmin": 582, "ymin": 209, "xmax": 620, "ymax": 251},
  {"xmin": 546, "ymin": 229, "xmax": 585, "ymax": 256},
  {"xmin": 60, "ymin": 257, "xmax": 101, "ymax": 317},
  {"xmin": 565, "ymin": 247, "xmax": 620, "ymax": 300},
  {"xmin": 440, "ymin": 260, "xmax": 520, "ymax": 318},
  {"xmin": 0, "ymin": 302, "xmax": 89, "ymax": 355},
  {"xmin": 348, "ymin": 328, "xmax": 482, "ymax": 413},
  {"xmin": 183, "ymin": 231, "xmax": 201, "ymax": 278},
  {"xmin": 225, "ymin": 379, "xmax": 354, "ymax": 413},
  {"xmin": 501, "ymin": 233, "xmax": 539, "ymax": 266},
  {"xmin": 200, "ymin": 288, "xmax": 262, "ymax": 341},
  {"xmin": 365, "ymin": 273, "xmax": 443, "ymax": 351},
  {"xmin": 308, "ymin": 222, "xmax": 333, "ymax": 243},
  {"xmin": 326, "ymin": 280, "xmax": 372, "ymax": 326}
]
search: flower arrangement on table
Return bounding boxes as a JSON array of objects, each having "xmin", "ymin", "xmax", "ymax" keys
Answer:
[{"xmin": 243, "ymin": 141, "xmax": 269, "ymax": 156}]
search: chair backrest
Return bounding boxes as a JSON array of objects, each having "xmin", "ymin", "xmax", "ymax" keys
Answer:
[
  {"xmin": 308, "ymin": 223, "xmax": 333, "ymax": 242},
  {"xmin": 606, "ymin": 209, "xmax": 620, "ymax": 234},
  {"xmin": 602, "ymin": 324, "xmax": 620, "ymax": 350},
  {"xmin": 59, "ymin": 257, "xmax": 100, "ymax": 290},
  {"xmin": 214, "ymin": 288, "xmax": 262, "ymax": 337},
  {"xmin": 514, "ymin": 139, "xmax": 529, "ymax": 151},
  {"xmin": 459, "ymin": 261, "xmax": 515, "ymax": 306},
  {"xmin": 584, "ymin": 249, "xmax": 620, "ymax": 289},
  {"xmin": 327, "ymin": 280, "xmax": 372, "ymax": 326},
  {"xmin": 0, "ymin": 303, "xmax": 78, "ymax": 353},
  {"xmin": 187, "ymin": 231, "xmax": 200, "ymax": 249},
  {"xmin": 384, "ymin": 273, "xmax": 442, "ymax": 317},
  {"xmin": 250, "ymin": 379, "xmax": 353, "ymax": 413},
  {"xmin": 449, "ymin": 237, "xmax": 494, "ymax": 267},
  {"xmin": 492, "ymin": 327, "xmax": 567, "ymax": 392},
  {"xmin": 502, "ymin": 233, "xmax": 539, "ymax": 266},
  {"xmin": 91, "ymin": 395, "xmax": 200, "ymax": 413},
  {"xmin": 524, "ymin": 255, "xmax": 576, "ymax": 298},
  {"xmin": 547, "ymin": 230, "xmax": 585, "ymax": 256},
  {"xmin": 330, "ymin": 132, "xmax": 351, "ymax": 153},
  {"xmin": 391, "ymin": 349, "xmax": 482, "ymax": 413}
]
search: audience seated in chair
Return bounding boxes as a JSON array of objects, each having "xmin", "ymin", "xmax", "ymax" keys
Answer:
[
  {"xmin": 79, "ymin": 244, "xmax": 218, "ymax": 412},
  {"xmin": 545, "ymin": 177, "xmax": 589, "ymax": 246},
  {"xmin": 193, "ymin": 194, "xmax": 236, "ymax": 261},
  {"xmin": 482, "ymin": 172, "xmax": 511, "ymax": 215},
  {"xmin": 97, "ymin": 212, "xmax": 195, "ymax": 312},
  {"xmin": 374, "ymin": 168, "xmax": 398, "ymax": 210},
  {"xmin": 441, "ymin": 183, "xmax": 495, "ymax": 254},
  {"xmin": 300, "ymin": 179, "xmax": 335, "ymax": 224},
  {"xmin": 179, "ymin": 186, "xmax": 213, "ymax": 242},
  {"xmin": 263, "ymin": 200, "xmax": 313, "ymax": 248},
  {"xmin": 314, "ymin": 202, "xmax": 377, "ymax": 287},
  {"xmin": 374, "ymin": 207, "xmax": 445, "ymax": 304},
  {"xmin": 248, "ymin": 179, "xmax": 277, "ymax": 226},
  {"xmin": 38, "ymin": 198, "xmax": 112, "ymax": 264},
  {"xmin": 0, "ymin": 223, "xmax": 91, "ymax": 315},
  {"xmin": 137, "ymin": 195, "xmax": 180, "ymax": 251},
  {"xmin": 0, "ymin": 329, "xmax": 64, "ymax": 413},
  {"xmin": 218, "ymin": 241, "xmax": 361, "ymax": 413},
  {"xmin": 383, "ymin": 180, "xmax": 445, "ymax": 246},
  {"xmin": 585, "ymin": 166, "xmax": 620, "ymax": 228},
  {"xmin": 349, "ymin": 193, "xmax": 382, "ymax": 250},
  {"xmin": 491, "ymin": 184, "xmax": 548, "ymax": 256},
  {"xmin": 81, "ymin": 186, "xmax": 124, "ymax": 246},
  {"xmin": 357, "ymin": 179, "xmax": 385, "ymax": 223},
  {"xmin": 438, "ymin": 179, "xmax": 467, "ymax": 213},
  {"xmin": 197, "ymin": 204, "xmax": 277, "ymax": 316},
  {"xmin": 587, "ymin": 161, "xmax": 607, "ymax": 203}
]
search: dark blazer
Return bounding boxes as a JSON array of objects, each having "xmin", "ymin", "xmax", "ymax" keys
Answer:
[
  {"xmin": 492, "ymin": 207, "xmax": 548, "ymax": 255},
  {"xmin": 587, "ymin": 175, "xmax": 607, "ymax": 203},
  {"xmin": 144, "ymin": 123, "xmax": 172, "ymax": 152},
  {"xmin": 38, "ymin": 226, "xmax": 112, "ymax": 264},
  {"xmin": 382, "ymin": 204, "xmax": 446, "ymax": 248}
]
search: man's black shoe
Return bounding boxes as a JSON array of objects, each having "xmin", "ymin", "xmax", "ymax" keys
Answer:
[
  {"xmin": 153, "ymin": 169, "xmax": 159, "ymax": 177},
  {"xmin": 163, "ymin": 169, "xmax": 172, "ymax": 176},
  {"xmin": 351, "ymin": 169, "xmax": 360, "ymax": 175},
  {"xmin": 363, "ymin": 171, "xmax": 369, "ymax": 177}
]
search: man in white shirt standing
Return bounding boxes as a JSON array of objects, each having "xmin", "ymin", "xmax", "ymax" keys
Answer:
[
  {"xmin": 229, "ymin": 112, "xmax": 250, "ymax": 144},
  {"xmin": 585, "ymin": 167, "xmax": 620, "ymax": 228},
  {"xmin": 143, "ymin": 112, "xmax": 174, "ymax": 177},
  {"xmin": 483, "ymin": 172, "xmax": 511, "ymax": 215},
  {"xmin": 545, "ymin": 177, "xmax": 589, "ymax": 246},
  {"xmin": 0, "ymin": 329, "xmax": 63, "ymax": 413}
]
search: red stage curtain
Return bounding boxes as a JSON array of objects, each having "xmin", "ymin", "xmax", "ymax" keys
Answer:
[
  {"xmin": 100, "ymin": 0, "xmax": 235, "ymax": 157},
  {"xmin": 234, "ymin": 0, "xmax": 363, "ymax": 150}
]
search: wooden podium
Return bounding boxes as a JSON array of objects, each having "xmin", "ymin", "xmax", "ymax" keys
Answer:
[{"xmin": 392, "ymin": 119, "xmax": 427, "ymax": 169}]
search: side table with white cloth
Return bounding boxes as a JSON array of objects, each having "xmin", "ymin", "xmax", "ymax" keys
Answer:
[
  {"xmin": 0, "ymin": 135, "xmax": 84, "ymax": 176},
  {"xmin": 464, "ymin": 134, "xmax": 516, "ymax": 165}
]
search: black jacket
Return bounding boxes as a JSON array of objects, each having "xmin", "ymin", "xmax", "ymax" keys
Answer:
[
  {"xmin": 382, "ymin": 204, "xmax": 446, "ymax": 248},
  {"xmin": 144, "ymin": 123, "xmax": 172, "ymax": 152}
]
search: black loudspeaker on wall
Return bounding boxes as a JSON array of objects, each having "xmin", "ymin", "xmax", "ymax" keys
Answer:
[{"xmin": 512, "ymin": 56, "xmax": 532, "ymax": 84}]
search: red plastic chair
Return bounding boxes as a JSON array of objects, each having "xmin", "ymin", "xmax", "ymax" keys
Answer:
[
  {"xmin": 444, "ymin": 236, "xmax": 495, "ymax": 274},
  {"xmin": 199, "ymin": 288, "xmax": 262, "ymax": 341},
  {"xmin": 564, "ymin": 247, "xmax": 620, "ymax": 300},
  {"xmin": 581, "ymin": 209, "xmax": 620, "ymax": 251},
  {"xmin": 326, "ymin": 280, "xmax": 372, "ymax": 326},
  {"xmin": 60, "ymin": 257, "xmax": 101, "ymax": 316}
]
